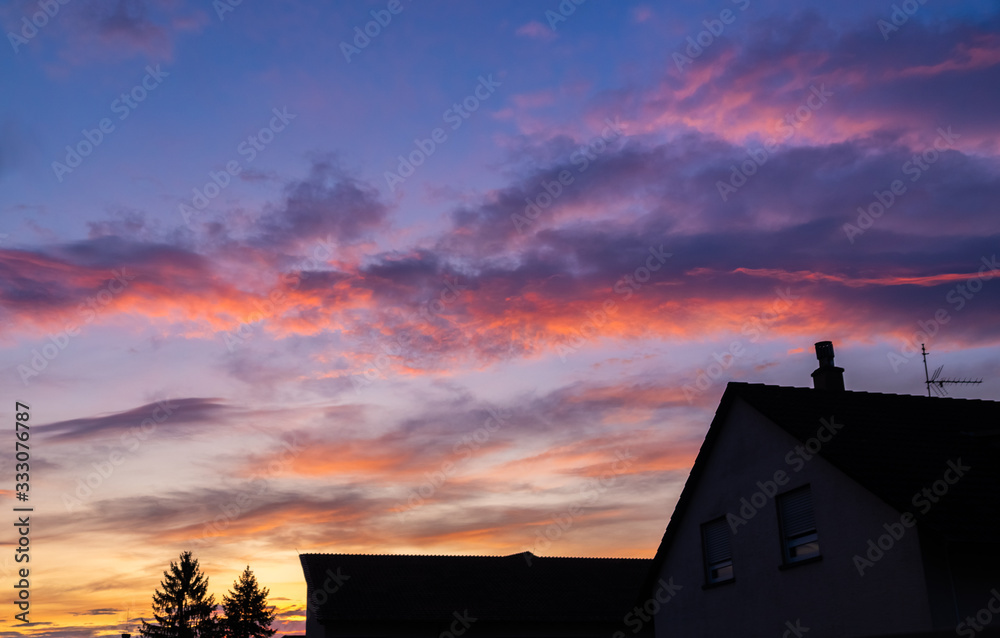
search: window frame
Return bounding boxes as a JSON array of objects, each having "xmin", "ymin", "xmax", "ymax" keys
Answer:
[
  {"xmin": 701, "ymin": 517, "xmax": 735, "ymax": 585},
  {"xmin": 776, "ymin": 484, "xmax": 821, "ymax": 566}
]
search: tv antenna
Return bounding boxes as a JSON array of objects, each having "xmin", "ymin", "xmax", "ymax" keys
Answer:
[
  {"xmin": 119, "ymin": 604, "xmax": 136, "ymax": 638},
  {"xmin": 921, "ymin": 344, "xmax": 982, "ymax": 397}
]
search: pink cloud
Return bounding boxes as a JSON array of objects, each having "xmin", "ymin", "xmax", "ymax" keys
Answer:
[{"xmin": 516, "ymin": 20, "xmax": 556, "ymax": 41}]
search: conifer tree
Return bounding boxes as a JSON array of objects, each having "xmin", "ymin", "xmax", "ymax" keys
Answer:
[
  {"xmin": 221, "ymin": 566, "xmax": 277, "ymax": 638},
  {"xmin": 141, "ymin": 551, "xmax": 220, "ymax": 638}
]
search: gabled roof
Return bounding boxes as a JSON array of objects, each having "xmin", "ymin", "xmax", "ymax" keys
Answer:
[
  {"xmin": 300, "ymin": 552, "xmax": 651, "ymax": 624},
  {"xmin": 640, "ymin": 382, "xmax": 1000, "ymax": 599}
]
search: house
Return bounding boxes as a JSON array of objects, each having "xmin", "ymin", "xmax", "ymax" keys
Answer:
[
  {"xmin": 641, "ymin": 342, "xmax": 1000, "ymax": 638},
  {"xmin": 299, "ymin": 552, "xmax": 653, "ymax": 638}
]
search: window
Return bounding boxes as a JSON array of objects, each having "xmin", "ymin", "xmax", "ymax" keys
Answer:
[
  {"xmin": 777, "ymin": 485, "xmax": 820, "ymax": 564},
  {"xmin": 701, "ymin": 518, "xmax": 734, "ymax": 584}
]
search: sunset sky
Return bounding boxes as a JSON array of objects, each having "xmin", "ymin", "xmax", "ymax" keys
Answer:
[{"xmin": 2, "ymin": 0, "xmax": 1000, "ymax": 635}]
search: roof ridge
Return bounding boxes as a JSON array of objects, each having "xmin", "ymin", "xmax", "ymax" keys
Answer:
[
  {"xmin": 299, "ymin": 552, "xmax": 651, "ymax": 560},
  {"xmin": 732, "ymin": 381, "xmax": 997, "ymax": 403}
]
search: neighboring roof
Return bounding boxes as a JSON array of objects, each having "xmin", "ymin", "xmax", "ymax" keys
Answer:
[
  {"xmin": 640, "ymin": 382, "xmax": 1000, "ymax": 599},
  {"xmin": 855, "ymin": 631, "xmax": 1000, "ymax": 638},
  {"xmin": 300, "ymin": 552, "xmax": 652, "ymax": 624}
]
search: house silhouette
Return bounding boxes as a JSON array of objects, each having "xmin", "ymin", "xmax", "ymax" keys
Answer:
[
  {"xmin": 299, "ymin": 552, "xmax": 652, "ymax": 637},
  {"xmin": 300, "ymin": 342, "xmax": 1000, "ymax": 637},
  {"xmin": 643, "ymin": 342, "xmax": 1000, "ymax": 637}
]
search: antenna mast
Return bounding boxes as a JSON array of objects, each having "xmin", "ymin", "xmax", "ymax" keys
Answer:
[
  {"xmin": 921, "ymin": 344, "xmax": 982, "ymax": 397},
  {"xmin": 119, "ymin": 603, "xmax": 135, "ymax": 638},
  {"xmin": 921, "ymin": 344, "xmax": 931, "ymax": 397}
]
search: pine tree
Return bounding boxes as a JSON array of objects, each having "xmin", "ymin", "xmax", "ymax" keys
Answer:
[
  {"xmin": 221, "ymin": 566, "xmax": 277, "ymax": 638},
  {"xmin": 141, "ymin": 551, "xmax": 221, "ymax": 638}
]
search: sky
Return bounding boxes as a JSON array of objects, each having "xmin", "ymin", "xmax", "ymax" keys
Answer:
[{"xmin": 1, "ymin": 0, "xmax": 999, "ymax": 635}]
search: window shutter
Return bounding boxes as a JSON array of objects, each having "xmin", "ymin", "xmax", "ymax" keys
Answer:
[
  {"xmin": 703, "ymin": 518, "xmax": 731, "ymax": 563},
  {"xmin": 779, "ymin": 487, "xmax": 815, "ymax": 537}
]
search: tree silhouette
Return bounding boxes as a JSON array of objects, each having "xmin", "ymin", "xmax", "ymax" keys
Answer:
[
  {"xmin": 221, "ymin": 566, "xmax": 277, "ymax": 638},
  {"xmin": 141, "ymin": 551, "xmax": 220, "ymax": 638}
]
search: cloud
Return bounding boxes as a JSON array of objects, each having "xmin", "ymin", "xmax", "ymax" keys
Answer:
[
  {"xmin": 42, "ymin": 483, "xmax": 393, "ymax": 550},
  {"xmin": 631, "ymin": 6, "xmax": 654, "ymax": 23},
  {"xmin": 0, "ymin": 236, "xmax": 232, "ymax": 335},
  {"xmin": 2, "ymin": 0, "xmax": 211, "ymax": 64},
  {"xmin": 634, "ymin": 12, "xmax": 1000, "ymax": 149},
  {"xmin": 0, "ymin": 627, "xmax": 100, "ymax": 638},
  {"xmin": 90, "ymin": 0, "xmax": 174, "ymax": 56},
  {"xmin": 7, "ymin": 116, "xmax": 1000, "ymax": 371},
  {"xmin": 515, "ymin": 20, "xmax": 555, "ymax": 41},
  {"xmin": 36, "ymin": 397, "xmax": 230, "ymax": 443},
  {"xmin": 4, "ymin": 11, "xmax": 999, "ymax": 386},
  {"xmin": 253, "ymin": 156, "xmax": 390, "ymax": 249}
]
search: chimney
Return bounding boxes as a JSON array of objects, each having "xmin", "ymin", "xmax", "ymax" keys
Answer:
[{"xmin": 811, "ymin": 341, "xmax": 845, "ymax": 391}]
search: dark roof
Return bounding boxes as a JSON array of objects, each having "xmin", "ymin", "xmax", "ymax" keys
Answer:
[
  {"xmin": 300, "ymin": 552, "xmax": 652, "ymax": 624},
  {"xmin": 641, "ymin": 383, "xmax": 1000, "ymax": 599}
]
